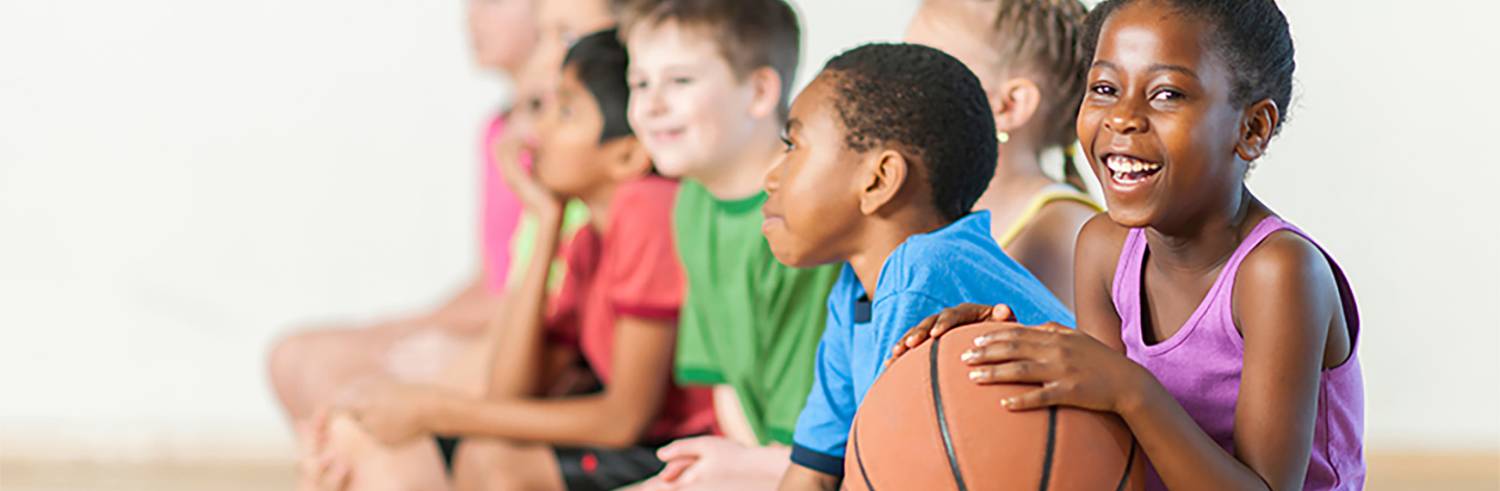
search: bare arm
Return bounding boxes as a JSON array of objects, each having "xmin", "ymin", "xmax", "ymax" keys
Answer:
[
  {"xmin": 482, "ymin": 208, "xmax": 565, "ymax": 399},
  {"xmin": 1064, "ymin": 218, "xmax": 1337, "ymax": 490},
  {"xmin": 1120, "ymin": 233, "xmax": 1337, "ymax": 490},
  {"xmin": 712, "ymin": 385, "xmax": 760, "ymax": 446},
  {"xmin": 776, "ymin": 464, "xmax": 840, "ymax": 491},
  {"xmin": 1008, "ymin": 200, "xmax": 1097, "ymax": 310},
  {"xmin": 423, "ymin": 315, "xmax": 679, "ymax": 448}
]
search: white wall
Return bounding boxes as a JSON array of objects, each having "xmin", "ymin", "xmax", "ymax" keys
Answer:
[{"xmin": 0, "ymin": 0, "xmax": 1495, "ymax": 463}]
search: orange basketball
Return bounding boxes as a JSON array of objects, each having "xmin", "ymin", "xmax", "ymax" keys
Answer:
[{"xmin": 845, "ymin": 324, "xmax": 1145, "ymax": 491}]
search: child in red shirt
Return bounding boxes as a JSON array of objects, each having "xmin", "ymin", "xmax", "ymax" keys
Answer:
[{"xmin": 306, "ymin": 28, "xmax": 712, "ymax": 491}]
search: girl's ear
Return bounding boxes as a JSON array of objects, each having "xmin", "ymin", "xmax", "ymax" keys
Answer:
[
  {"xmin": 991, "ymin": 77, "xmax": 1042, "ymax": 134},
  {"xmin": 1235, "ymin": 99, "xmax": 1280, "ymax": 163},
  {"xmin": 859, "ymin": 149, "xmax": 911, "ymax": 216},
  {"xmin": 746, "ymin": 66, "xmax": 784, "ymax": 120}
]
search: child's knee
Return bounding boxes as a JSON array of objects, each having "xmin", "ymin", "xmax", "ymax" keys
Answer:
[{"xmin": 268, "ymin": 331, "xmax": 318, "ymax": 387}]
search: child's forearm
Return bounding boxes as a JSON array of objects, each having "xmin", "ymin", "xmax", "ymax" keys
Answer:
[
  {"xmin": 1116, "ymin": 371, "xmax": 1272, "ymax": 491},
  {"xmin": 776, "ymin": 464, "xmax": 840, "ymax": 491},
  {"xmin": 484, "ymin": 208, "xmax": 566, "ymax": 399},
  {"xmin": 423, "ymin": 391, "xmax": 646, "ymax": 449}
]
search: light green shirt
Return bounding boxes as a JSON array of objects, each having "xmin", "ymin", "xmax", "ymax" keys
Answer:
[{"xmin": 671, "ymin": 181, "xmax": 839, "ymax": 445}]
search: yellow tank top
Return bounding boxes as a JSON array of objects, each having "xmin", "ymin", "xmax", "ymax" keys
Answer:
[{"xmin": 996, "ymin": 183, "xmax": 1103, "ymax": 248}]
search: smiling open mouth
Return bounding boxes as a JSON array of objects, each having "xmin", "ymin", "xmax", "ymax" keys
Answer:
[{"xmin": 1105, "ymin": 154, "xmax": 1163, "ymax": 184}]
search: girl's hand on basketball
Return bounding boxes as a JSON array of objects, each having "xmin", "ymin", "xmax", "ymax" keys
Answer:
[
  {"xmin": 887, "ymin": 304, "xmax": 1014, "ymax": 367},
  {"xmin": 962, "ymin": 322, "xmax": 1147, "ymax": 414},
  {"xmin": 334, "ymin": 379, "xmax": 436, "ymax": 445}
]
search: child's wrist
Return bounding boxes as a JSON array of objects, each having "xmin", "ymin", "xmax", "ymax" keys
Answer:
[{"xmin": 1114, "ymin": 362, "xmax": 1158, "ymax": 419}]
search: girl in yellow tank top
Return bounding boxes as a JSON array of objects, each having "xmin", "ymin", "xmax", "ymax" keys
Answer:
[{"xmin": 906, "ymin": 0, "xmax": 1098, "ymax": 308}]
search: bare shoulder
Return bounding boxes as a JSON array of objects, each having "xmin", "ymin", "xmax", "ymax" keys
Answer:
[
  {"xmin": 1075, "ymin": 213, "xmax": 1130, "ymax": 269},
  {"xmin": 1030, "ymin": 199, "xmax": 1100, "ymax": 247},
  {"xmin": 1233, "ymin": 229, "xmax": 1341, "ymax": 338}
]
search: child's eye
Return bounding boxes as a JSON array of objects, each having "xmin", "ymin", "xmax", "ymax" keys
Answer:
[
  {"xmin": 1088, "ymin": 83, "xmax": 1117, "ymax": 97},
  {"xmin": 1151, "ymin": 89, "xmax": 1184, "ymax": 102},
  {"xmin": 630, "ymin": 80, "xmax": 649, "ymax": 90},
  {"xmin": 670, "ymin": 77, "xmax": 693, "ymax": 86},
  {"xmin": 779, "ymin": 135, "xmax": 795, "ymax": 152}
]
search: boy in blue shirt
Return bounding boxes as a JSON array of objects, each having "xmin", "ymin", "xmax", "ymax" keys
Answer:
[{"xmin": 762, "ymin": 43, "xmax": 1076, "ymax": 490}]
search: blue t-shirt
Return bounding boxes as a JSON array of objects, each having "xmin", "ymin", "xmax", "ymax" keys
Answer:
[{"xmin": 788, "ymin": 211, "xmax": 1076, "ymax": 476}]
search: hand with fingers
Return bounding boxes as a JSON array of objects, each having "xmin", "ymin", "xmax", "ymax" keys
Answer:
[
  {"xmin": 958, "ymin": 311, "xmax": 1148, "ymax": 413},
  {"xmin": 636, "ymin": 436, "xmax": 786, "ymax": 491},
  {"xmin": 491, "ymin": 127, "xmax": 563, "ymax": 219},
  {"xmin": 332, "ymin": 379, "xmax": 437, "ymax": 446},
  {"xmin": 886, "ymin": 303, "xmax": 1015, "ymax": 367}
]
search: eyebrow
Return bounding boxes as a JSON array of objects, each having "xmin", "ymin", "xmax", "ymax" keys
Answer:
[{"xmin": 1091, "ymin": 60, "xmax": 1200, "ymax": 79}]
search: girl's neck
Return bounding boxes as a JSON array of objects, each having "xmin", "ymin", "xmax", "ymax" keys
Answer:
[
  {"xmin": 1143, "ymin": 187, "xmax": 1263, "ymax": 276},
  {"xmin": 973, "ymin": 141, "xmax": 1055, "ymax": 214},
  {"xmin": 695, "ymin": 126, "xmax": 782, "ymax": 200},
  {"xmin": 991, "ymin": 142, "xmax": 1053, "ymax": 191}
]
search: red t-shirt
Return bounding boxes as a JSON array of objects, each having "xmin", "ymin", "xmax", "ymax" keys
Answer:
[{"xmin": 545, "ymin": 176, "xmax": 715, "ymax": 443}]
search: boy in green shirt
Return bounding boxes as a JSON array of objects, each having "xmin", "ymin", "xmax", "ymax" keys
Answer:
[{"xmin": 620, "ymin": 0, "xmax": 839, "ymax": 487}]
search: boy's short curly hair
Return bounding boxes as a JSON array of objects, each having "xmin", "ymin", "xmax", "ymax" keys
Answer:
[
  {"xmin": 821, "ymin": 43, "xmax": 997, "ymax": 223},
  {"xmin": 617, "ymin": 0, "xmax": 801, "ymax": 119}
]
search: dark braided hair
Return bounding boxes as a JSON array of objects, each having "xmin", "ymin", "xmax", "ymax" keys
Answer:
[
  {"xmin": 821, "ymin": 43, "xmax": 997, "ymax": 222},
  {"xmin": 1084, "ymin": 0, "xmax": 1296, "ymax": 135},
  {"xmin": 986, "ymin": 0, "xmax": 1091, "ymax": 185}
]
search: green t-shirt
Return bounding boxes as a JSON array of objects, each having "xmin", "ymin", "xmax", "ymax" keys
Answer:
[{"xmin": 672, "ymin": 180, "xmax": 839, "ymax": 445}]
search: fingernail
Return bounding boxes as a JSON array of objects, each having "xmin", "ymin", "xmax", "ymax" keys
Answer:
[
  {"xmin": 1001, "ymin": 398, "xmax": 1014, "ymax": 408},
  {"xmin": 974, "ymin": 336, "xmax": 987, "ymax": 346},
  {"xmin": 961, "ymin": 350, "xmax": 975, "ymax": 362},
  {"xmin": 968, "ymin": 369, "xmax": 983, "ymax": 380}
]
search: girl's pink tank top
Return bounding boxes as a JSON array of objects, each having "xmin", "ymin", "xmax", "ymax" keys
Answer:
[{"xmin": 1113, "ymin": 216, "xmax": 1364, "ymax": 490}]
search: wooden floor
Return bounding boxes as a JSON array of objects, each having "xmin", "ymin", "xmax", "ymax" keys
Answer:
[{"xmin": 2, "ymin": 452, "xmax": 1496, "ymax": 490}]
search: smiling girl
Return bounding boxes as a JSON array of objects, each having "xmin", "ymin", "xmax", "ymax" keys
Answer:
[{"xmin": 892, "ymin": 1, "xmax": 1364, "ymax": 489}]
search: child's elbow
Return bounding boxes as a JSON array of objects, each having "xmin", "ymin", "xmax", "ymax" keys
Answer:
[{"xmin": 590, "ymin": 401, "xmax": 657, "ymax": 449}]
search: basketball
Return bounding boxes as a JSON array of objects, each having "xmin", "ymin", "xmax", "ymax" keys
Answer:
[{"xmin": 845, "ymin": 324, "xmax": 1145, "ymax": 490}]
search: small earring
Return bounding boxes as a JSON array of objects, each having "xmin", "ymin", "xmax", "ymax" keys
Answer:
[{"xmin": 997, "ymin": 131, "xmax": 1010, "ymax": 144}]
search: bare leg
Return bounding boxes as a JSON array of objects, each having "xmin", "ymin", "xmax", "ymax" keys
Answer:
[
  {"xmin": 318, "ymin": 414, "xmax": 451, "ymax": 491},
  {"xmin": 452, "ymin": 438, "xmax": 565, "ymax": 491},
  {"xmin": 268, "ymin": 319, "xmax": 484, "ymax": 424}
]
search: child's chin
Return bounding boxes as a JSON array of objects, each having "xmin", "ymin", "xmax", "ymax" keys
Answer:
[{"xmin": 1104, "ymin": 205, "xmax": 1155, "ymax": 229}]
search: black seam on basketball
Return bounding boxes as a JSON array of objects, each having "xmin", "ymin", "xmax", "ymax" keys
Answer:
[
  {"xmin": 1114, "ymin": 437, "xmax": 1138, "ymax": 491},
  {"xmin": 930, "ymin": 339, "xmax": 969, "ymax": 491},
  {"xmin": 1038, "ymin": 407, "xmax": 1058, "ymax": 490},
  {"xmin": 853, "ymin": 422, "xmax": 876, "ymax": 491}
]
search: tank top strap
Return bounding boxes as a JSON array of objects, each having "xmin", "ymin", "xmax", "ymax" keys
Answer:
[
  {"xmin": 1218, "ymin": 216, "xmax": 1362, "ymax": 352},
  {"xmin": 1111, "ymin": 227, "xmax": 1150, "ymax": 346},
  {"xmin": 996, "ymin": 183, "xmax": 1104, "ymax": 247}
]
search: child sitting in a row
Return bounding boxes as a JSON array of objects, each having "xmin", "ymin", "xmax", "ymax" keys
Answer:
[
  {"xmin": 763, "ymin": 42, "xmax": 1075, "ymax": 490},
  {"xmin": 894, "ymin": 0, "xmax": 1365, "ymax": 489},
  {"xmin": 307, "ymin": 28, "xmax": 713, "ymax": 491}
]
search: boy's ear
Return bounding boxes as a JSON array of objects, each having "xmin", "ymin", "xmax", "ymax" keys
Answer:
[
  {"xmin": 1235, "ymin": 99, "xmax": 1279, "ymax": 163},
  {"xmin": 607, "ymin": 136, "xmax": 654, "ymax": 180},
  {"xmin": 859, "ymin": 149, "xmax": 911, "ymax": 216},
  {"xmin": 991, "ymin": 77, "xmax": 1042, "ymax": 134},
  {"xmin": 746, "ymin": 66, "xmax": 784, "ymax": 120}
]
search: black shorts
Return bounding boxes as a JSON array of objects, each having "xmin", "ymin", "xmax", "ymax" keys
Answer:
[{"xmin": 435, "ymin": 436, "xmax": 667, "ymax": 491}]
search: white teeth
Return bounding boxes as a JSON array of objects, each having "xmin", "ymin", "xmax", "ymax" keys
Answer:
[{"xmin": 1106, "ymin": 155, "xmax": 1160, "ymax": 175}]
